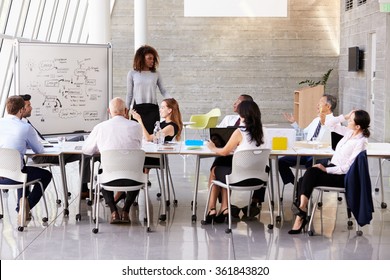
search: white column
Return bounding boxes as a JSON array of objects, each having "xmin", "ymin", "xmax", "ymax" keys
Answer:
[
  {"xmin": 88, "ymin": 0, "xmax": 111, "ymax": 43},
  {"xmin": 134, "ymin": 0, "xmax": 148, "ymax": 52}
]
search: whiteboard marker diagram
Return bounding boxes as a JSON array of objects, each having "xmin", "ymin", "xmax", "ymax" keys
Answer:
[{"xmin": 17, "ymin": 42, "xmax": 111, "ymax": 135}]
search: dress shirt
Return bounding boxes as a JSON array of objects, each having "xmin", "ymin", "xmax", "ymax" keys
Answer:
[
  {"xmin": 82, "ymin": 116, "xmax": 143, "ymax": 155},
  {"xmin": 0, "ymin": 115, "xmax": 44, "ymax": 168},
  {"xmin": 217, "ymin": 115, "xmax": 240, "ymax": 127},
  {"xmin": 291, "ymin": 113, "xmax": 334, "ymax": 142},
  {"xmin": 325, "ymin": 114, "xmax": 368, "ymax": 175}
]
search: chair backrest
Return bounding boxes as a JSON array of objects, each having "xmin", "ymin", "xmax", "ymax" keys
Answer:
[
  {"xmin": 227, "ymin": 149, "xmax": 271, "ymax": 185},
  {"xmin": 205, "ymin": 108, "xmax": 221, "ymax": 118},
  {"xmin": 0, "ymin": 148, "xmax": 27, "ymax": 184},
  {"xmin": 189, "ymin": 108, "xmax": 221, "ymax": 129},
  {"xmin": 99, "ymin": 149, "xmax": 146, "ymax": 184}
]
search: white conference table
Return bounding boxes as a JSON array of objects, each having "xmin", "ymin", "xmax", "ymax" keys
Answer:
[{"xmin": 26, "ymin": 140, "xmax": 182, "ymax": 221}]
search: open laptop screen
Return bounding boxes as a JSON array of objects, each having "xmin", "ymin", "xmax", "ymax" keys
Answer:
[
  {"xmin": 209, "ymin": 127, "xmax": 237, "ymax": 148},
  {"xmin": 331, "ymin": 132, "xmax": 343, "ymax": 151}
]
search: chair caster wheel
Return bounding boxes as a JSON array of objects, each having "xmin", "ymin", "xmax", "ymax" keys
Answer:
[
  {"xmin": 87, "ymin": 200, "xmax": 93, "ymax": 206},
  {"xmin": 18, "ymin": 226, "xmax": 24, "ymax": 232},
  {"xmin": 159, "ymin": 214, "xmax": 166, "ymax": 221},
  {"xmin": 347, "ymin": 221, "xmax": 353, "ymax": 227},
  {"xmin": 201, "ymin": 220, "xmax": 207, "ymax": 225},
  {"xmin": 375, "ymin": 187, "xmax": 379, "ymax": 192},
  {"xmin": 174, "ymin": 200, "xmax": 178, "ymax": 206},
  {"xmin": 64, "ymin": 209, "xmax": 69, "ymax": 216},
  {"xmin": 318, "ymin": 202, "xmax": 323, "ymax": 208},
  {"xmin": 133, "ymin": 202, "xmax": 138, "ymax": 206},
  {"xmin": 268, "ymin": 224, "xmax": 274, "ymax": 229},
  {"xmin": 56, "ymin": 199, "xmax": 61, "ymax": 204},
  {"xmin": 92, "ymin": 228, "xmax": 98, "ymax": 234},
  {"xmin": 0, "ymin": 214, "xmax": 3, "ymax": 219},
  {"xmin": 144, "ymin": 217, "xmax": 147, "ymax": 222},
  {"xmin": 76, "ymin": 214, "xmax": 81, "ymax": 221},
  {"xmin": 42, "ymin": 217, "xmax": 48, "ymax": 223},
  {"xmin": 68, "ymin": 192, "xmax": 71, "ymax": 198},
  {"xmin": 308, "ymin": 230, "xmax": 314, "ymax": 236},
  {"xmin": 337, "ymin": 197, "xmax": 342, "ymax": 202},
  {"xmin": 166, "ymin": 200, "xmax": 170, "ymax": 207},
  {"xmin": 225, "ymin": 228, "xmax": 232, "ymax": 234},
  {"xmin": 357, "ymin": 230, "xmax": 363, "ymax": 236},
  {"xmin": 191, "ymin": 215, "xmax": 197, "ymax": 222},
  {"xmin": 156, "ymin": 193, "xmax": 161, "ymax": 198},
  {"xmin": 276, "ymin": 216, "xmax": 281, "ymax": 222},
  {"xmin": 147, "ymin": 227, "xmax": 151, "ymax": 232},
  {"xmin": 381, "ymin": 202, "xmax": 387, "ymax": 209}
]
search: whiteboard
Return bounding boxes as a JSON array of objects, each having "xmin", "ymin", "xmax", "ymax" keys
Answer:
[{"xmin": 15, "ymin": 41, "xmax": 112, "ymax": 136}]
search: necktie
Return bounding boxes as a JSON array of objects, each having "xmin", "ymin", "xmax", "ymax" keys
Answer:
[
  {"xmin": 234, "ymin": 117, "xmax": 240, "ymax": 127},
  {"xmin": 27, "ymin": 119, "xmax": 45, "ymax": 140},
  {"xmin": 311, "ymin": 120, "xmax": 321, "ymax": 140}
]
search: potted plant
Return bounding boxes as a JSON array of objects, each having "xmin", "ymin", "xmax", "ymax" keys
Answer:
[{"xmin": 298, "ymin": 68, "xmax": 333, "ymax": 89}]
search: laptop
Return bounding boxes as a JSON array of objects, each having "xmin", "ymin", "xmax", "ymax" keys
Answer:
[
  {"xmin": 331, "ymin": 131, "xmax": 343, "ymax": 150},
  {"xmin": 209, "ymin": 127, "xmax": 237, "ymax": 148}
]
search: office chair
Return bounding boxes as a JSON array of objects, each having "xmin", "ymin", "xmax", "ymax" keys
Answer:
[
  {"xmin": 201, "ymin": 149, "xmax": 273, "ymax": 233},
  {"xmin": 92, "ymin": 149, "xmax": 150, "ymax": 233},
  {"xmin": 0, "ymin": 148, "xmax": 49, "ymax": 231},
  {"xmin": 187, "ymin": 108, "xmax": 221, "ymax": 139},
  {"xmin": 307, "ymin": 151, "xmax": 373, "ymax": 236}
]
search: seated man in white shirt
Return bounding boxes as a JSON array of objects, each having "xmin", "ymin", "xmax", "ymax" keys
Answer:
[
  {"xmin": 218, "ymin": 94, "xmax": 253, "ymax": 127},
  {"xmin": 82, "ymin": 97, "xmax": 143, "ymax": 224},
  {"xmin": 279, "ymin": 94, "xmax": 338, "ymax": 188}
]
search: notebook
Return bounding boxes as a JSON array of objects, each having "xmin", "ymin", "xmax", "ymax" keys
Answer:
[
  {"xmin": 209, "ymin": 127, "xmax": 237, "ymax": 148},
  {"xmin": 331, "ymin": 131, "xmax": 343, "ymax": 151}
]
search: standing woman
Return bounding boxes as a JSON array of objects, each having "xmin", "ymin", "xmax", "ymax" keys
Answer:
[
  {"xmin": 126, "ymin": 45, "xmax": 171, "ymax": 134},
  {"xmin": 289, "ymin": 110, "xmax": 371, "ymax": 234}
]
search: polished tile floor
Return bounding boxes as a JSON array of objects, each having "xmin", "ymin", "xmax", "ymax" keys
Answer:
[{"xmin": 1, "ymin": 153, "xmax": 389, "ymax": 260}]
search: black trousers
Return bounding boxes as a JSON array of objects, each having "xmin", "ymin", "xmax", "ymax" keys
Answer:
[
  {"xmin": 296, "ymin": 166, "xmax": 345, "ymax": 204},
  {"xmin": 101, "ymin": 179, "xmax": 141, "ymax": 213}
]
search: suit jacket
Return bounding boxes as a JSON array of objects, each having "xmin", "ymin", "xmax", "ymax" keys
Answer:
[{"xmin": 344, "ymin": 150, "xmax": 374, "ymax": 227}]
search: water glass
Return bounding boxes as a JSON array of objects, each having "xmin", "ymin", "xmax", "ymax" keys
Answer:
[
  {"xmin": 311, "ymin": 137, "xmax": 319, "ymax": 149},
  {"xmin": 57, "ymin": 136, "xmax": 66, "ymax": 148}
]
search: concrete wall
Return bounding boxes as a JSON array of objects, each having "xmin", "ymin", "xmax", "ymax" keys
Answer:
[
  {"xmin": 111, "ymin": 0, "xmax": 340, "ymax": 124},
  {"xmin": 339, "ymin": 0, "xmax": 390, "ymax": 141}
]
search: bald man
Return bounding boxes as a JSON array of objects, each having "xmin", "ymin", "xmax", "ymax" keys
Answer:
[{"xmin": 82, "ymin": 97, "xmax": 143, "ymax": 224}]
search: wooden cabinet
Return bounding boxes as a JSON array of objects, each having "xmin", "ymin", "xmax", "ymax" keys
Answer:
[{"xmin": 293, "ymin": 85, "xmax": 324, "ymax": 128}]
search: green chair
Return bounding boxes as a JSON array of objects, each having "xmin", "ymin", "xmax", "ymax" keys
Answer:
[{"xmin": 187, "ymin": 108, "xmax": 221, "ymax": 139}]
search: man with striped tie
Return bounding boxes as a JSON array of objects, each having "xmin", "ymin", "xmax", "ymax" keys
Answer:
[{"xmin": 278, "ymin": 94, "xmax": 338, "ymax": 187}]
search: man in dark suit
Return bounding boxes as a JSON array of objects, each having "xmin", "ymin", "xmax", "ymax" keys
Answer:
[{"xmin": 20, "ymin": 94, "xmax": 91, "ymax": 199}]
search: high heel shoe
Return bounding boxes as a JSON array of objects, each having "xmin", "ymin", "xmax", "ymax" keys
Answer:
[
  {"xmin": 202, "ymin": 208, "xmax": 216, "ymax": 224},
  {"xmin": 214, "ymin": 208, "xmax": 229, "ymax": 224},
  {"xmin": 288, "ymin": 206, "xmax": 307, "ymax": 235}
]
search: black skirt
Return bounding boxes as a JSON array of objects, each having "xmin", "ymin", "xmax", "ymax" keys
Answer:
[{"xmin": 133, "ymin": 103, "xmax": 160, "ymax": 134}]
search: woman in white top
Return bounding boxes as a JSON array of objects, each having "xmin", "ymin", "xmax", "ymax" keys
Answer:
[
  {"xmin": 289, "ymin": 109, "xmax": 371, "ymax": 234},
  {"xmin": 126, "ymin": 45, "xmax": 171, "ymax": 134},
  {"xmin": 204, "ymin": 101, "xmax": 268, "ymax": 224}
]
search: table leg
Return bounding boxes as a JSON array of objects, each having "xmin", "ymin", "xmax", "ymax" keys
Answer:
[
  {"xmin": 76, "ymin": 154, "xmax": 85, "ymax": 221},
  {"xmin": 58, "ymin": 154, "xmax": 69, "ymax": 216},
  {"xmin": 293, "ymin": 155, "xmax": 301, "ymax": 204},
  {"xmin": 159, "ymin": 154, "xmax": 167, "ymax": 221},
  {"xmin": 191, "ymin": 155, "xmax": 201, "ymax": 222},
  {"xmin": 378, "ymin": 158, "xmax": 387, "ymax": 209},
  {"xmin": 273, "ymin": 156, "xmax": 282, "ymax": 222}
]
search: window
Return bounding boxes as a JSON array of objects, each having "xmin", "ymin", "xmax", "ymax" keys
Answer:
[
  {"xmin": 357, "ymin": 0, "xmax": 367, "ymax": 6},
  {"xmin": 345, "ymin": 0, "xmax": 353, "ymax": 11}
]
